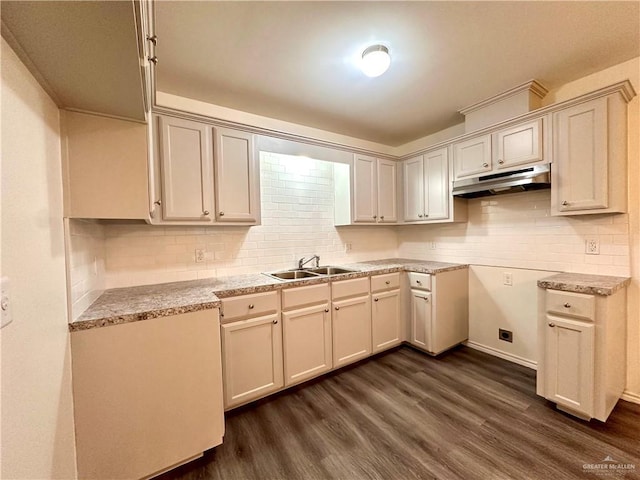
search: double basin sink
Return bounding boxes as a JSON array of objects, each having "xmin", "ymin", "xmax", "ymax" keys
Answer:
[{"xmin": 264, "ymin": 266, "xmax": 356, "ymax": 281}]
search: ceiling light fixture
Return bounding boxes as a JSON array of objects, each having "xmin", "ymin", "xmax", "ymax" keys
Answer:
[{"xmin": 361, "ymin": 44, "xmax": 391, "ymax": 78}]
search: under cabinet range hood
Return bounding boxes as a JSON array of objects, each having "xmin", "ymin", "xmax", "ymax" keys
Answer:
[{"xmin": 452, "ymin": 164, "xmax": 551, "ymax": 198}]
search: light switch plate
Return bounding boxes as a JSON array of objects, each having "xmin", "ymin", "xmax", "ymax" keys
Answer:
[{"xmin": 1, "ymin": 277, "xmax": 12, "ymax": 328}]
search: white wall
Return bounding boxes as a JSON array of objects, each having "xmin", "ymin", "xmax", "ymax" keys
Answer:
[
  {"xmin": 0, "ymin": 39, "xmax": 77, "ymax": 479},
  {"xmin": 103, "ymin": 152, "xmax": 398, "ymax": 289}
]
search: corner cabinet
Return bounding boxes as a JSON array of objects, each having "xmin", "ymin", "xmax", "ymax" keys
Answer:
[
  {"xmin": 150, "ymin": 114, "xmax": 260, "ymax": 225},
  {"xmin": 551, "ymin": 93, "xmax": 629, "ymax": 215},
  {"xmin": 402, "ymin": 148, "xmax": 467, "ymax": 224},
  {"xmin": 537, "ymin": 286, "xmax": 627, "ymax": 421}
]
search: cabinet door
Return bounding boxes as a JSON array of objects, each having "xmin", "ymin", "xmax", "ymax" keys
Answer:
[
  {"xmin": 352, "ymin": 154, "xmax": 377, "ymax": 223},
  {"xmin": 332, "ymin": 295, "xmax": 372, "ymax": 367},
  {"xmin": 410, "ymin": 290, "xmax": 432, "ymax": 351},
  {"xmin": 544, "ymin": 316, "xmax": 595, "ymax": 417},
  {"xmin": 494, "ymin": 118, "xmax": 543, "ymax": 170},
  {"xmin": 453, "ymin": 134, "xmax": 491, "ymax": 180},
  {"xmin": 377, "ymin": 159, "xmax": 397, "ymax": 223},
  {"xmin": 159, "ymin": 116, "xmax": 214, "ymax": 221},
  {"xmin": 221, "ymin": 313, "xmax": 283, "ymax": 409},
  {"xmin": 372, "ymin": 289, "xmax": 401, "ymax": 353},
  {"xmin": 553, "ymin": 97, "xmax": 608, "ymax": 212},
  {"xmin": 403, "ymin": 156, "xmax": 425, "ymax": 222},
  {"xmin": 424, "ymin": 148, "xmax": 450, "ymax": 220},
  {"xmin": 282, "ymin": 303, "xmax": 332, "ymax": 386},
  {"xmin": 214, "ymin": 127, "xmax": 257, "ymax": 222}
]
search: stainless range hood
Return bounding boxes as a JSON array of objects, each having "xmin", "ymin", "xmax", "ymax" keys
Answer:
[{"xmin": 452, "ymin": 164, "xmax": 551, "ymax": 198}]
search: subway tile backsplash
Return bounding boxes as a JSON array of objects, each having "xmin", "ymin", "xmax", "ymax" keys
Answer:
[{"xmin": 69, "ymin": 154, "xmax": 631, "ymax": 299}]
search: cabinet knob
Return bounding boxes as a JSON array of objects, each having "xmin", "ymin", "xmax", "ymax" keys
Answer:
[
  {"xmin": 148, "ymin": 55, "xmax": 158, "ymax": 64},
  {"xmin": 203, "ymin": 210, "xmax": 210, "ymax": 216},
  {"xmin": 418, "ymin": 214, "xmax": 423, "ymax": 218},
  {"xmin": 424, "ymin": 214, "xmax": 428, "ymax": 218},
  {"xmin": 548, "ymin": 323, "xmax": 555, "ymax": 327},
  {"xmin": 219, "ymin": 211, "xmax": 225, "ymax": 216},
  {"xmin": 374, "ymin": 298, "xmax": 379, "ymax": 302},
  {"xmin": 416, "ymin": 280, "xmax": 422, "ymax": 284},
  {"xmin": 563, "ymin": 303, "xmax": 571, "ymax": 308},
  {"xmin": 562, "ymin": 201, "xmax": 569, "ymax": 206},
  {"xmin": 498, "ymin": 159, "xmax": 504, "ymax": 165},
  {"xmin": 335, "ymin": 306, "xmax": 340, "ymax": 311},
  {"xmin": 385, "ymin": 281, "xmax": 390, "ymax": 285},
  {"xmin": 373, "ymin": 215, "xmax": 377, "ymax": 219},
  {"xmin": 146, "ymin": 35, "xmax": 158, "ymax": 46},
  {"xmin": 248, "ymin": 304, "xmax": 254, "ymax": 309},
  {"xmin": 273, "ymin": 318, "xmax": 278, "ymax": 324},
  {"xmin": 482, "ymin": 162, "xmax": 489, "ymax": 168},
  {"xmin": 154, "ymin": 199, "xmax": 162, "ymax": 206},
  {"xmin": 423, "ymin": 296, "xmax": 430, "ymax": 302},
  {"xmin": 380, "ymin": 216, "xmax": 384, "ymax": 220},
  {"xmin": 324, "ymin": 308, "xmax": 329, "ymax": 313}
]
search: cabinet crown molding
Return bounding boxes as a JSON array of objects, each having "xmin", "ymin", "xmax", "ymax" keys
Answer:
[{"xmin": 459, "ymin": 79, "xmax": 549, "ymax": 116}]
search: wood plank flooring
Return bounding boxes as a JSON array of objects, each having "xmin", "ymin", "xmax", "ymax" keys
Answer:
[{"xmin": 158, "ymin": 346, "xmax": 640, "ymax": 480}]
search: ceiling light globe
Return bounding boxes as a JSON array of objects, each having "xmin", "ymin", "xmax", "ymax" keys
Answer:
[{"xmin": 361, "ymin": 45, "xmax": 391, "ymax": 78}]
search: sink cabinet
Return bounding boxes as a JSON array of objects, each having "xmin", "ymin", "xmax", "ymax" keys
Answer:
[
  {"xmin": 331, "ymin": 277, "xmax": 372, "ymax": 367},
  {"xmin": 220, "ymin": 291, "xmax": 282, "ymax": 409},
  {"xmin": 281, "ymin": 283, "xmax": 332, "ymax": 386}
]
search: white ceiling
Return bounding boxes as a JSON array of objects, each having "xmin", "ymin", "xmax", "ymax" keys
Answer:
[{"xmin": 156, "ymin": 1, "xmax": 639, "ymax": 146}]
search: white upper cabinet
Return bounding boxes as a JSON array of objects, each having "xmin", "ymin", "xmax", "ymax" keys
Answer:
[
  {"xmin": 153, "ymin": 114, "xmax": 260, "ymax": 225},
  {"xmin": 452, "ymin": 134, "xmax": 492, "ymax": 180},
  {"xmin": 341, "ymin": 154, "xmax": 398, "ymax": 225},
  {"xmin": 493, "ymin": 118, "xmax": 543, "ymax": 170},
  {"xmin": 352, "ymin": 154, "xmax": 378, "ymax": 223},
  {"xmin": 551, "ymin": 93, "xmax": 628, "ymax": 215},
  {"xmin": 159, "ymin": 116, "xmax": 214, "ymax": 222},
  {"xmin": 402, "ymin": 148, "xmax": 463, "ymax": 224},
  {"xmin": 214, "ymin": 127, "xmax": 258, "ymax": 222}
]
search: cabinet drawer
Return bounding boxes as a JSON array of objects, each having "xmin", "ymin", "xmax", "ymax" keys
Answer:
[
  {"xmin": 282, "ymin": 283, "xmax": 330, "ymax": 310},
  {"xmin": 221, "ymin": 291, "xmax": 279, "ymax": 322},
  {"xmin": 407, "ymin": 272, "xmax": 431, "ymax": 291},
  {"xmin": 546, "ymin": 290, "xmax": 595, "ymax": 321},
  {"xmin": 371, "ymin": 273, "xmax": 400, "ymax": 293},
  {"xmin": 332, "ymin": 277, "xmax": 370, "ymax": 300}
]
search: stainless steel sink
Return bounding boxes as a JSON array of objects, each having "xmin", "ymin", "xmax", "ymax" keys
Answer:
[
  {"xmin": 264, "ymin": 270, "xmax": 323, "ymax": 280},
  {"xmin": 309, "ymin": 266, "xmax": 356, "ymax": 275}
]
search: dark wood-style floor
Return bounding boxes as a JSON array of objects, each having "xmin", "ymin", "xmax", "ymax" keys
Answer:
[{"xmin": 158, "ymin": 346, "xmax": 640, "ymax": 480}]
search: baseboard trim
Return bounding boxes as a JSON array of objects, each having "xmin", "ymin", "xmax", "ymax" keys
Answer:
[
  {"xmin": 464, "ymin": 341, "xmax": 537, "ymax": 370},
  {"xmin": 621, "ymin": 390, "xmax": 640, "ymax": 404}
]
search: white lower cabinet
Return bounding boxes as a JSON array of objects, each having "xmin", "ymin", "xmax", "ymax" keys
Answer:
[
  {"xmin": 537, "ymin": 286, "xmax": 627, "ymax": 421},
  {"xmin": 371, "ymin": 273, "xmax": 402, "ymax": 353},
  {"xmin": 332, "ymin": 277, "xmax": 372, "ymax": 368},
  {"xmin": 544, "ymin": 315, "xmax": 594, "ymax": 417},
  {"xmin": 281, "ymin": 283, "xmax": 332, "ymax": 386},
  {"xmin": 410, "ymin": 289, "xmax": 433, "ymax": 350},
  {"xmin": 220, "ymin": 291, "xmax": 282, "ymax": 409}
]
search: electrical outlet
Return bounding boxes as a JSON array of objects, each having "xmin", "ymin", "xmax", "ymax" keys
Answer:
[
  {"xmin": 585, "ymin": 238, "xmax": 600, "ymax": 255},
  {"xmin": 503, "ymin": 272, "xmax": 513, "ymax": 286},
  {"xmin": 195, "ymin": 248, "xmax": 206, "ymax": 263},
  {"xmin": 430, "ymin": 242, "xmax": 437, "ymax": 250},
  {"xmin": 344, "ymin": 242, "xmax": 352, "ymax": 253}
]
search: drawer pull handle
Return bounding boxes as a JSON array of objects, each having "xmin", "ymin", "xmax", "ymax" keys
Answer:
[
  {"xmin": 248, "ymin": 304, "xmax": 254, "ymax": 309},
  {"xmin": 562, "ymin": 201, "xmax": 568, "ymax": 206},
  {"xmin": 385, "ymin": 280, "xmax": 390, "ymax": 285},
  {"xmin": 324, "ymin": 308, "xmax": 329, "ymax": 313},
  {"xmin": 273, "ymin": 318, "xmax": 278, "ymax": 324},
  {"xmin": 374, "ymin": 298, "xmax": 379, "ymax": 302},
  {"xmin": 563, "ymin": 303, "xmax": 571, "ymax": 308},
  {"xmin": 548, "ymin": 323, "xmax": 555, "ymax": 327},
  {"xmin": 416, "ymin": 280, "xmax": 422, "ymax": 284},
  {"xmin": 335, "ymin": 306, "xmax": 340, "ymax": 311}
]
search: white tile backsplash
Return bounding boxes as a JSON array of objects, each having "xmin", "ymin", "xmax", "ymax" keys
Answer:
[{"xmin": 398, "ymin": 189, "xmax": 630, "ymax": 276}]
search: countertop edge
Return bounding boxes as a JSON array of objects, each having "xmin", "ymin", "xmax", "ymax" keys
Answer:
[{"xmin": 537, "ymin": 274, "xmax": 631, "ymax": 296}]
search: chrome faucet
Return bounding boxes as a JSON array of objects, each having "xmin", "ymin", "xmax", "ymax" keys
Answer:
[{"xmin": 298, "ymin": 254, "xmax": 320, "ymax": 270}]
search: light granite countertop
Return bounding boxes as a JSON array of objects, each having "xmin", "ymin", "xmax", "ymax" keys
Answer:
[
  {"xmin": 70, "ymin": 258, "xmax": 467, "ymax": 332},
  {"xmin": 537, "ymin": 273, "xmax": 631, "ymax": 296}
]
